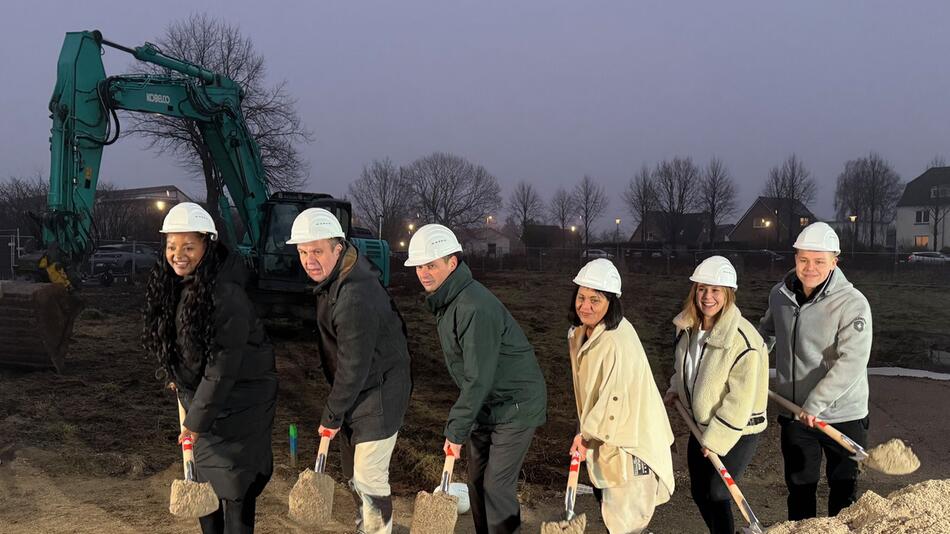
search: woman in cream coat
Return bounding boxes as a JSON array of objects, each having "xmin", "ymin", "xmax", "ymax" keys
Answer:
[
  {"xmin": 568, "ymin": 259, "xmax": 674, "ymax": 534},
  {"xmin": 664, "ymin": 255, "xmax": 769, "ymax": 534}
]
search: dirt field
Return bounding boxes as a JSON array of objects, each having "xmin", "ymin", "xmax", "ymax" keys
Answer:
[{"xmin": 1, "ymin": 267, "xmax": 948, "ymax": 533}]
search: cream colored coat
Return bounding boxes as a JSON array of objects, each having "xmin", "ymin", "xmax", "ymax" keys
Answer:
[
  {"xmin": 569, "ymin": 318, "xmax": 674, "ymax": 503},
  {"xmin": 668, "ymin": 304, "xmax": 769, "ymax": 456}
]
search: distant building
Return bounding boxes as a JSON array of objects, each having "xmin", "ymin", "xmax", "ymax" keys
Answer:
[
  {"xmin": 522, "ymin": 224, "xmax": 582, "ymax": 249},
  {"xmin": 630, "ymin": 211, "xmax": 710, "ymax": 248},
  {"xmin": 98, "ymin": 185, "xmax": 194, "ymax": 205},
  {"xmin": 457, "ymin": 227, "xmax": 516, "ymax": 256},
  {"xmin": 94, "ymin": 185, "xmax": 196, "ymax": 241},
  {"xmin": 728, "ymin": 196, "xmax": 816, "ymax": 249},
  {"xmin": 895, "ymin": 167, "xmax": 950, "ymax": 251}
]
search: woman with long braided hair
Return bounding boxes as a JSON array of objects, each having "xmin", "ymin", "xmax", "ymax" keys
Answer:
[{"xmin": 143, "ymin": 202, "xmax": 277, "ymax": 534}]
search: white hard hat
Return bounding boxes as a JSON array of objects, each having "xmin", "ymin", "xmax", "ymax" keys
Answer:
[
  {"xmin": 573, "ymin": 258, "xmax": 622, "ymax": 297},
  {"xmin": 793, "ymin": 222, "xmax": 840, "ymax": 254},
  {"xmin": 160, "ymin": 202, "xmax": 217, "ymax": 240},
  {"xmin": 285, "ymin": 208, "xmax": 345, "ymax": 245},
  {"xmin": 690, "ymin": 255, "xmax": 738, "ymax": 289},
  {"xmin": 404, "ymin": 224, "xmax": 462, "ymax": 267},
  {"xmin": 433, "ymin": 482, "xmax": 470, "ymax": 514}
]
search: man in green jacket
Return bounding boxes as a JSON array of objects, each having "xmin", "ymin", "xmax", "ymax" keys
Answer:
[{"xmin": 405, "ymin": 223, "xmax": 547, "ymax": 534}]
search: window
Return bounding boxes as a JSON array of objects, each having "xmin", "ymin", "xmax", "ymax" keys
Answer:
[
  {"xmin": 753, "ymin": 218, "xmax": 771, "ymax": 229},
  {"xmin": 916, "ymin": 210, "xmax": 931, "ymax": 224},
  {"xmin": 800, "ymin": 217, "xmax": 810, "ymax": 227},
  {"xmin": 487, "ymin": 243, "xmax": 497, "ymax": 256},
  {"xmin": 915, "ymin": 235, "xmax": 930, "ymax": 248},
  {"xmin": 931, "ymin": 186, "xmax": 950, "ymax": 198}
]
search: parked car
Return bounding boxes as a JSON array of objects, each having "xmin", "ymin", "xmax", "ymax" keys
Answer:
[
  {"xmin": 90, "ymin": 243, "xmax": 159, "ymax": 277},
  {"xmin": 906, "ymin": 251, "xmax": 950, "ymax": 263},
  {"xmin": 581, "ymin": 248, "xmax": 614, "ymax": 260}
]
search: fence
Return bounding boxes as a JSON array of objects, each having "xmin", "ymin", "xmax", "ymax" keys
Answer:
[{"xmin": 0, "ymin": 228, "xmax": 34, "ymax": 280}]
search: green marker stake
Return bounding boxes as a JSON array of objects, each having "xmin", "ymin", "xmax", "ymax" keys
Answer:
[{"xmin": 289, "ymin": 424, "xmax": 298, "ymax": 468}]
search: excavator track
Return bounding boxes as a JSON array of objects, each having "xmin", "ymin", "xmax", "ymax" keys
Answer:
[{"xmin": 0, "ymin": 282, "xmax": 84, "ymax": 372}]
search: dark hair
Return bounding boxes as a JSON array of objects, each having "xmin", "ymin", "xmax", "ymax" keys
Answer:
[
  {"xmin": 567, "ymin": 285, "xmax": 624, "ymax": 331},
  {"xmin": 142, "ymin": 236, "xmax": 229, "ymax": 380}
]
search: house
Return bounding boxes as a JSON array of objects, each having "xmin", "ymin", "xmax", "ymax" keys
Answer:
[
  {"xmin": 457, "ymin": 227, "xmax": 516, "ymax": 256},
  {"xmin": 895, "ymin": 167, "xmax": 950, "ymax": 251},
  {"xmin": 630, "ymin": 211, "xmax": 710, "ymax": 248},
  {"xmin": 94, "ymin": 185, "xmax": 197, "ymax": 241},
  {"xmin": 728, "ymin": 196, "xmax": 817, "ymax": 249}
]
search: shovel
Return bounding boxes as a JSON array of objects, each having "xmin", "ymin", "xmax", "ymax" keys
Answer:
[
  {"xmin": 768, "ymin": 390, "xmax": 919, "ymax": 475},
  {"xmin": 288, "ymin": 429, "xmax": 335, "ymax": 525},
  {"xmin": 410, "ymin": 444, "xmax": 459, "ymax": 534},
  {"xmin": 540, "ymin": 450, "xmax": 587, "ymax": 534},
  {"xmin": 168, "ymin": 398, "xmax": 219, "ymax": 518},
  {"xmin": 674, "ymin": 400, "xmax": 764, "ymax": 534}
]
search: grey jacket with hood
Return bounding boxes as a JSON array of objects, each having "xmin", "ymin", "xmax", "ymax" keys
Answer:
[{"xmin": 758, "ymin": 268, "xmax": 872, "ymax": 423}]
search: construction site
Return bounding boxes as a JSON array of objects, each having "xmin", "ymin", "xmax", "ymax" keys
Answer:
[{"xmin": 3, "ymin": 4, "xmax": 950, "ymax": 534}]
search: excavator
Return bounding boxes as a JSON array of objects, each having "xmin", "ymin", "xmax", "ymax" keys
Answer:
[{"xmin": 0, "ymin": 30, "xmax": 390, "ymax": 372}]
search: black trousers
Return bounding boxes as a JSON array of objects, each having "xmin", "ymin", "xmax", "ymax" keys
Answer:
[
  {"xmin": 466, "ymin": 423, "xmax": 535, "ymax": 534},
  {"xmin": 779, "ymin": 415, "xmax": 869, "ymax": 520},
  {"xmin": 198, "ymin": 471, "xmax": 271, "ymax": 534},
  {"xmin": 687, "ymin": 433, "xmax": 761, "ymax": 534}
]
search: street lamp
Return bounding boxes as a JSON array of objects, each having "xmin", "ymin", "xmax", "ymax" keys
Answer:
[
  {"xmin": 614, "ymin": 217, "xmax": 621, "ymax": 259},
  {"xmin": 849, "ymin": 215, "xmax": 857, "ymax": 257},
  {"xmin": 764, "ymin": 219, "xmax": 772, "ymax": 249},
  {"xmin": 486, "ymin": 215, "xmax": 494, "ymax": 225}
]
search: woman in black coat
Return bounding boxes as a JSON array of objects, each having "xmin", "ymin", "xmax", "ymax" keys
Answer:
[{"xmin": 142, "ymin": 202, "xmax": 277, "ymax": 534}]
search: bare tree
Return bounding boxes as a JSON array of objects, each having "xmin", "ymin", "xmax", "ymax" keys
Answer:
[
  {"xmin": 0, "ymin": 175, "xmax": 48, "ymax": 241},
  {"xmin": 622, "ymin": 165, "xmax": 657, "ymax": 243},
  {"xmin": 125, "ymin": 14, "xmax": 312, "ymax": 227},
  {"xmin": 653, "ymin": 156, "xmax": 701, "ymax": 248},
  {"xmin": 548, "ymin": 187, "xmax": 574, "ymax": 248},
  {"xmin": 764, "ymin": 154, "xmax": 817, "ymax": 247},
  {"xmin": 834, "ymin": 153, "xmax": 902, "ymax": 248},
  {"xmin": 927, "ymin": 155, "xmax": 947, "ymax": 170},
  {"xmin": 572, "ymin": 175, "xmax": 608, "ymax": 249},
  {"xmin": 700, "ymin": 157, "xmax": 737, "ymax": 245},
  {"xmin": 506, "ymin": 181, "xmax": 544, "ymax": 240},
  {"xmin": 348, "ymin": 158, "xmax": 413, "ymax": 240},
  {"xmin": 403, "ymin": 152, "xmax": 501, "ymax": 229}
]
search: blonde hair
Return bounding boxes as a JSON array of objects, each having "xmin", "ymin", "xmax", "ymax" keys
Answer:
[{"xmin": 679, "ymin": 282, "xmax": 736, "ymax": 330}]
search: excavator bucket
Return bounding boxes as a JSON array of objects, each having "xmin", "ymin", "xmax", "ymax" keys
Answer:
[{"xmin": 0, "ymin": 281, "xmax": 84, "ymax": 372}]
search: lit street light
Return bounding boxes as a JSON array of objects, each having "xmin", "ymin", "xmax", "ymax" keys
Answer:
[
  {"xmin": 849, "ymin": 214, "xmax": 857, "ymax": 257},
  {"xmin": 155, "ymin": 200, "xmax": 167, "ymax": 211},
  {"xmin": 614, "ymin": 217, "xmax": 621, "ymax": 259}
]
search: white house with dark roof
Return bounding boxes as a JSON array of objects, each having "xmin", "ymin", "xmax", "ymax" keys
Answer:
[{"xmin": 896, "ymin": 167, "xmax": 950, "ymax": 251}]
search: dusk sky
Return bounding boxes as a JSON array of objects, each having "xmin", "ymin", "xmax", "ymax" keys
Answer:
[{"xmin": 3, "ymin": 1, "xmax": 950, "ymax": 233}]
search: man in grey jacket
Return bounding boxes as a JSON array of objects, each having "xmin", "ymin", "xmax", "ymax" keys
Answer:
[
  {"xmin": 288, "ymin": 208, "xmax": 412, "ymax": 534},
  {"xmin": 759, "ymin": 222, "xmax": 872, "ymax": 520}
]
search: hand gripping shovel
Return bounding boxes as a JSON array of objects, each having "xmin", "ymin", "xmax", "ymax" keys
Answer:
[
  {"xmin": 410, "ymin": 444, "xmax": 459, "ymax": 534},
  {"xmin": 288, "ymin": 429, "xmax": 336, "ymax": 525},
  {"xmin": 540, "ymin": 450, "xmax": 587, "ymax": 533},
  {"xmin": 168, "ymin": 398, "xmax": 219, "ymax": 517},
  {"xmin": 768, "ymin": 390, "xmax": 919, "ymax": 475},
  {"xmin": 674, "ymin": 400, "xmax": 764, "ymax": 534}
]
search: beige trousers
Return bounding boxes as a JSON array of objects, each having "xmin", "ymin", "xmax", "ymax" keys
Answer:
[
  {"xmin": 342, "ymin": 432, "xmax": 398, "ymax": 534},
  {"xmin": 599, "ymin": 454, "xmax": 659, "ymax": 534}
]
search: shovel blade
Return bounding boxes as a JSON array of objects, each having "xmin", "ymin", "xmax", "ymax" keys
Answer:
[{"xmin": 288, "ymin": 469, "xmax": 334, "ymax": 525}]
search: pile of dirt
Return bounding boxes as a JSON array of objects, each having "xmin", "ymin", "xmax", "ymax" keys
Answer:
[
  {"xmin": 168, "ymin": 479, "xmax": 218, "ymax": 517},
  {"xmin": 766, "ymin": 479, "xmax": 950, "ymax": 533}
]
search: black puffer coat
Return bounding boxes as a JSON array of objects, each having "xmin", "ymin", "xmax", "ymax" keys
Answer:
[{"xmin": 173, "ymin": 251, "xmax": 278, "ymax": 500}]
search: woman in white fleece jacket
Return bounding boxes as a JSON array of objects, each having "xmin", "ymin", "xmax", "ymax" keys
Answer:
[{"xmin": 664, "ymin": 256, "xmax": 769, "ymax": 534}]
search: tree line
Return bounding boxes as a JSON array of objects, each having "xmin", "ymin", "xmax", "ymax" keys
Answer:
[{"xmin": 349, "ymin": 151, "xmax": 930, "ymax": 250}]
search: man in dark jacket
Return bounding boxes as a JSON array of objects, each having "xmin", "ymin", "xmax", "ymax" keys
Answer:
[
  {"xmin": 287, "ymin": 208, "xmax": 411, "ymax": 534},
  {"xmin": 405, "ymin": 223, "xmax": 547, "ymax": 534}
]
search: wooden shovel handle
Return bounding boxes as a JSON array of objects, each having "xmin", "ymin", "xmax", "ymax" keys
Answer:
[
  {"xmin": 767, "ymin": 390, "xmax": 865, "ymax": 458},
  {"xmin": 177, "ymin": 397, "xmax": 195, "ymax": 480},
  {"xmin": 674, "ymin": 400, "xmax": 762, "ymax": 531},
  {"xmin": 439, "ymin": 445, "xmax": 457, "ymax": 493},
  {"xmin": 564, "ymin": 450, "xmax": 582, "ymax": 515},
  {"xmin": 314, "ymin": 430, "xmax": 333, "ymax": 473}
]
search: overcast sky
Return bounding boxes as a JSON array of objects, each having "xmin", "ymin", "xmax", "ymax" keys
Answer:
[{"xmin": 3, "ymin": 1, "xmax": 950, "ymax": 233}]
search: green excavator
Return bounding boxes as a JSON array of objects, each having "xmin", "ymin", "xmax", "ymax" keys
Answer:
[{"xmin": 0, "ymin": 30, "xmax": 390, "ymax": 372}]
